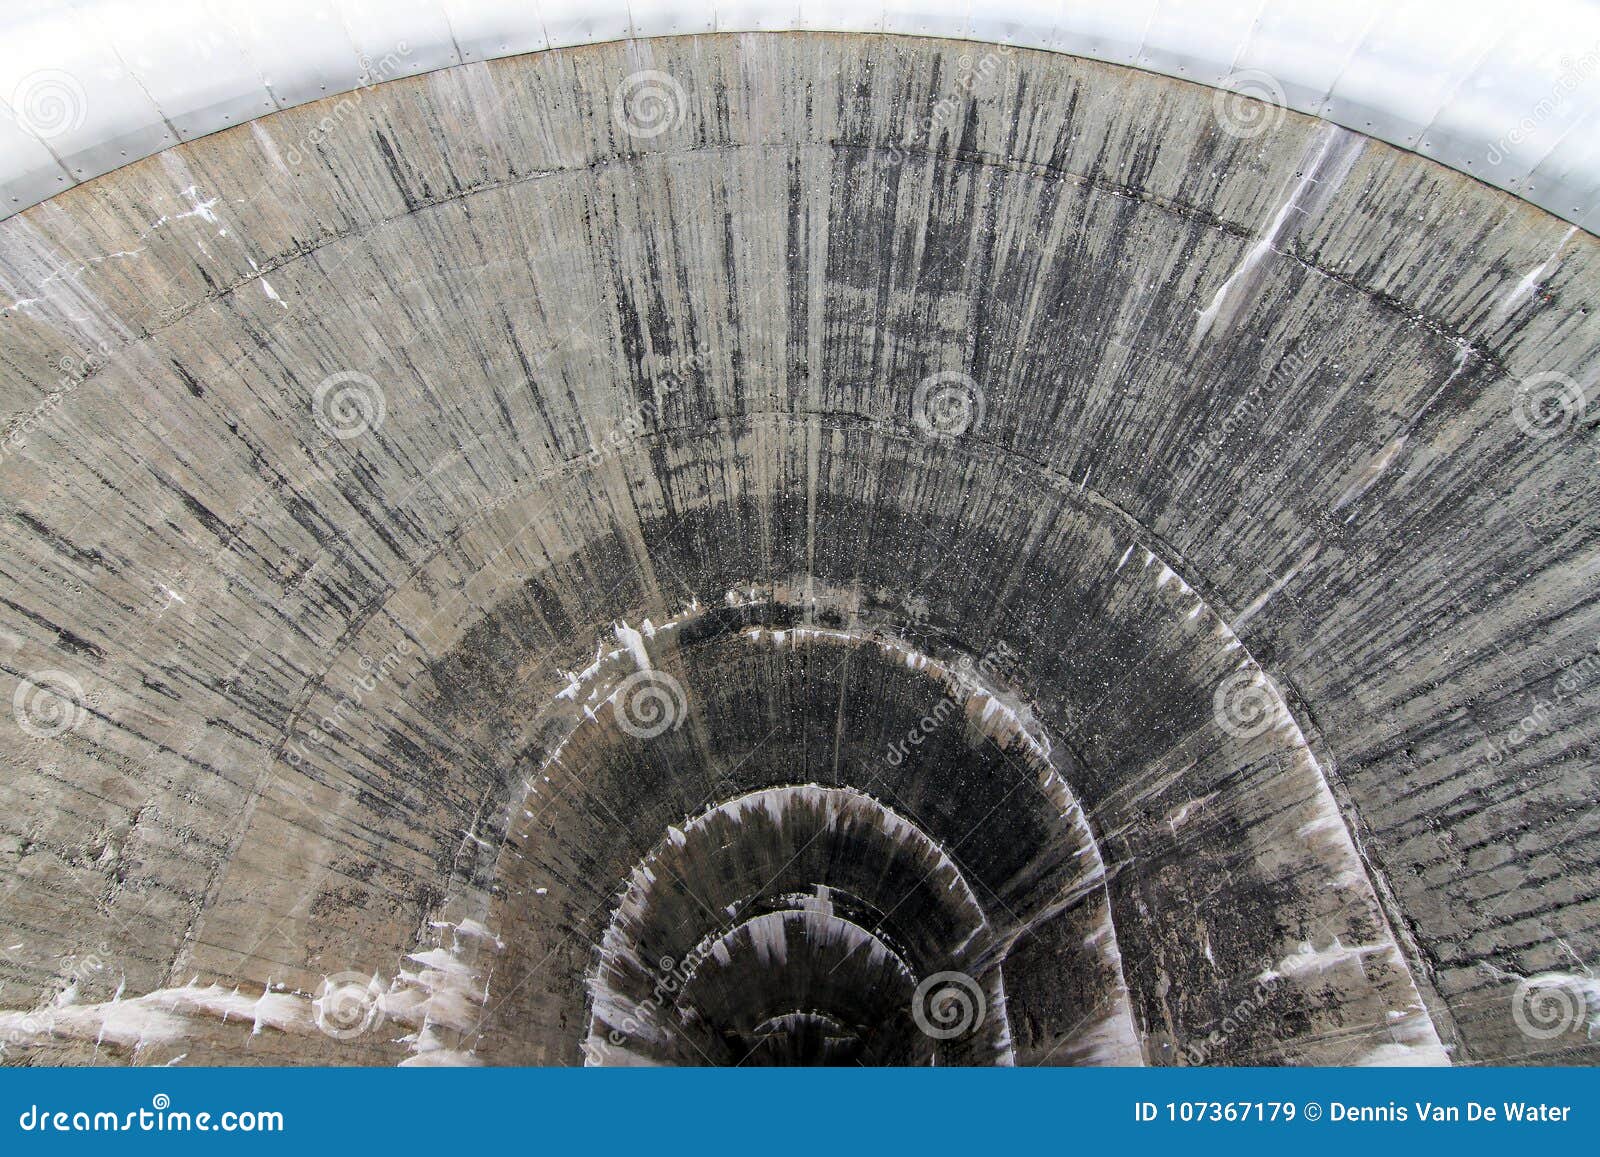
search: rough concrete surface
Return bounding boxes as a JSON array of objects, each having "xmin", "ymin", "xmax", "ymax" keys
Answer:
[{"xmin": 0, "ymin": 33, "xmax": 1596, "ymax": 1067}]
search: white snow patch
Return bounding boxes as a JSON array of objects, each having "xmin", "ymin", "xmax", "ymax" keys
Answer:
[
  {"xmin": 1259, "ymin": 936, "xmax": 1391, "ymax": 983},
  {"xmin": 614, "ymin": 621, "xmax": 650, "ymax": 671},
  {"xmin": 1494, "ymin": 226, "xmax": 1577, "ymax": 322}
]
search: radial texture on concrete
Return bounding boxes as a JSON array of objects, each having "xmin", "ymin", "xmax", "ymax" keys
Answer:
[{"xmin": 0, "ymin": 32, "xmax": 1597, "ymax": 1067}]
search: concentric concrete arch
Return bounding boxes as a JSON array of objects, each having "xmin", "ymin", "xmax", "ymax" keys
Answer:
[
  {"xmin": 0, "ymin": 14, "xmax": 1598, "ymax": 1070},
  {"xmin": 4, "ymin": 2, "xmax": 1600, "ymax": 229}
]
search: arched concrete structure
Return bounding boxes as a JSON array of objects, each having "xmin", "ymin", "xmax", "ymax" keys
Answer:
[
  {"xmin": 1, "ymin": 26, "xmax": 1598, "ymax": 1067},
  {"xmin": 5, "ymin": 1, "xmax": 1600, "ymax": 229}
]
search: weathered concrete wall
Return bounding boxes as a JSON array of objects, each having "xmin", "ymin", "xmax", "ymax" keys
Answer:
[{"xmin": 0, "ymin": 33, "xmax": 1596, "ymax": 1066}]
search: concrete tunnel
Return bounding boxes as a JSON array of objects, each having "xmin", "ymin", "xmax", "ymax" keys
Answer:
[{"xmin": 0, "ymin": 2, "xmax": 1598, "ymax": 1068}]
